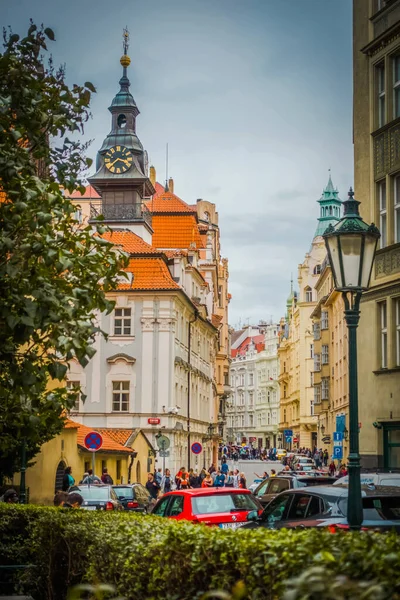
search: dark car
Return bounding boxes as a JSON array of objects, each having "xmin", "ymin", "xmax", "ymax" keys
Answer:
[
  {"xmin": 253, "ymin": 474, "xmax": 337, "ymax": 507},
  {"xmin": 71, "ymin": 484, "xmax": 123, "ymax": 511},
  {"xmin": 112, "ymin": 483, "xmax": 152, "ymax": 513},
  {"xmin": 243, "ymin": 484, "xmax": 400, "ymax": 531}
]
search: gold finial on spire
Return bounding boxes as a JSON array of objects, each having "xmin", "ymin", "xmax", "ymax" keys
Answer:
[{"xmin": 120, "ymin": 27, "xmax": 131, "ymax": 68}]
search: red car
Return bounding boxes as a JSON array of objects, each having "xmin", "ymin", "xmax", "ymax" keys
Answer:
[{"xmin": 151, "ymin": 488, "xmax": 263, "ymax": 529}]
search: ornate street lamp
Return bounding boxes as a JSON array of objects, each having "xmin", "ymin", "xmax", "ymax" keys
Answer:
[{"xmin": 323, "ymin": 188, "xmax": 380, "ymax": 529}]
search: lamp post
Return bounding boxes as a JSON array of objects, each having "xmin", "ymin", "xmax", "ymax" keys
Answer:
[{"xmin": 323, "ymin": 188, "xmax": 380, "ymax": 529}]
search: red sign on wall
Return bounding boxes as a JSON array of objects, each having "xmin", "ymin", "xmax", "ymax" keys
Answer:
[{"xmin": 148, "ymin": 418, "xmax": 161, "ymax": 425}]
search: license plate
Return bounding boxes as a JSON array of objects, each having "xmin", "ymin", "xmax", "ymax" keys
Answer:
[
  {"xmin": 219, "ymin": 522, "xmax": 245, "ymax": 529},
  {"xmin": 83, "ymin": 505, "xmax": 97, "ymax": 510}
]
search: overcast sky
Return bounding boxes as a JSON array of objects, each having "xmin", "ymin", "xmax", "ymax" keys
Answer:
[{"xmin": 3, "ymin": 0, "xmax": 353, "ymax": 328}]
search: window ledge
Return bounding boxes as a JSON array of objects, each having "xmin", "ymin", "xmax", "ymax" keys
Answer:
[
  {"xmin": 109, "ymin": 335, "xmax": 135, "ymax": 341},
  {"xmin": 373, "ymin": 366, "xmax": 400, "ymax": 375}
]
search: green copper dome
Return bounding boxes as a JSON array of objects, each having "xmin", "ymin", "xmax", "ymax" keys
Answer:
[{"xmin": 314, "ymin": 173, "xmax": 342, "ymax": 238}]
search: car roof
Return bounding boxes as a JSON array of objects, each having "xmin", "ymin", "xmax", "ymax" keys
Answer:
[
  {"xmin": 162, "ymin": 488, "xmax": 252, "ymax": 497},
  {"xmin": 281, "ymin": 484, "xmax": 400, "ymax": 498},
  {"xmin": 74, "ymin": 484, "xmax": 109, "ymax": 488},
  {"xmin": 112, "ymin": 483, "xmax": 142, "ymax": 487}
]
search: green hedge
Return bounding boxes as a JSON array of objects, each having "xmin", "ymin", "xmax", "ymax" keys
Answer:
[{"xmin": 1, "ymin": 505, "xmax": 400, "ymax": 600}]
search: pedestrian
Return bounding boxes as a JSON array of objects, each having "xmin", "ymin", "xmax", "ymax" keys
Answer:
[
  {"xmin": 221, "ymin": 458, "xmax": 229, "ymax": 475},
  {"xmin": 146, "ymin": 472, "xmax": 161, "ymax": 501},
  {"xmin": 101, "ymin": 468, "xmax": 114, "ymax": 484},
  {"xmin": 82, "ymin": 469, "xmax": 102, "ymax": 484},
  {"xmin": 199, "ymin": 468, "xmax": 207, "ymax": 483},
  {"xmin": 239, "ymin": 472, "xmax": 247, "ymax": 489},
  {"xmin": 62, "ymin": 466, "xmax": 75, "ymax": 491},
  {"xmin": 1, "ymin": 489, "xmax": 19, "ymax": 503},
  {"xmin": 161, "ymin": 468, "xmax": 172, "ymax": 493},
  {"xmin": 175, "ymin": 466, "xmax": 185, "ymax": 489},
  {"xmin": 154, "ymin": 468, "xmax": 163, "ymax": 486},
  {"xmin": 338, "ymin": 464, "xmax": 348, "ymax": 478},
  {"xmin": 63, "ymin": 492, "xmax": 84, "ymax": 509},
  {"xmin": 214, "ymin": 469, "xmax": 226, "ymax": 487},
  {"xmin": 208, "ymin": 463, "xmax": 216, "ymax": 474},
  {"xmin": 202, "ymin": 473, "xmax": 213, "ymax": 487},
  {"xmin": 323, "ymin": 449, "xmax": 329, "ymax": 467},
  {"xmin": 233, "ymin": 468, "xmax": 240, "ymax": 488},
  {"xmin": 225, "ymin": 470, "xmax": 234, "ymax": 487},
  {"xmin": 328, "ymin": 461, "xmax": 336, "ymax": 476},
  {"xmin": 254, "ymin": 471, "xmax": 269, "ymax": 480},
  {"xmin": 79, "ymin": 472, "xmax": 89, "ymax": 484},
  {"xmin": 54, "ymin": 491, "xmax": 69, "ymax": 506},
  {"xmin": 189, "ymin": 469, "xmax": 200, "ymax": 488},
  {"xmin": 271, "ymin": 469, "xmax": 276, "ymax": 477},
  {"xmin": 180, "ymin": 471, "xmax": 190, "ymax": 489}
]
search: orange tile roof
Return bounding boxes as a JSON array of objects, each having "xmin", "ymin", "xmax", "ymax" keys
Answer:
[
  {"xmin": 118, "ymin": 257, "xmax": 180, "ymax": 291},
  {"xmin": 145, "ymin": 191, "xmax": 196, "ymax": 214},
  {"xmin": 164, "ymin": 249, "xmax": 188, "ymax": 258},
  {"xmin": 100, "ymin": 230, "xmax": 161, "ymax": 255},
  {"xmin": 211, "ymin": 314, "xmax": 223, "ymax": 328},
  {"xmin": 66, "ymin": 185, "xmax": 100, "ymax": 199},
  {"xmin": 151, "ymin": 215, "xmax": 205, "ymax": 250},
  {"xmin": 68, "ymin": 420, "xmax": 132, "ymax": 453},
  {"xmin": 64, "ymin": 418, "xmax": 80, "ymax": 429},
  {"xmin": 96, "ymin": 428, "xmax": 132, "ymax": 446}
]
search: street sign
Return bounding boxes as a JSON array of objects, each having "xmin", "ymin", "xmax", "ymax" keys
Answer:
[
  {"xmin": 293, "ymin": 437, "xmax": 299, "ymax": 443},
  {"xmin": 148, "ymin": 418, "xmax": 161, "ymax": 425},
  {"xmin": 333, "ymin": 432, "xmax": 343, "ymax": 442},
  {"xmin": 334, "ymin": 440, "xmax": 343, "ymax": 447},
  {"xmin": 284, "ymin": 429, "xmax": 293, "ymax": 437},
  {"xmin": 84, "ymin": 431, "xmax": 103, "ymax": 452},
  {"xmin": 285, "ymin": 436, "xmax": 292, "ymax": 443},
  {"xmin": 334, "ymin": 446, "xmax": 343, "ymax": 459},
  {"xmin": 191, "ymin": 442, "xmax": 203, "ymax": 455},
  {"xmin": 156, "ymin": 435, "xmax": 170, "ymax": 451},
  {"xmin": 159, "ymin": 450, "xmax": 170, "ymax": 458}
]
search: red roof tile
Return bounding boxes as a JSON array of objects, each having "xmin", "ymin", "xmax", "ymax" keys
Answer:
[
  {"xmin": 118, "ymin": 257, "xmax": 180, "ymax": 291},
  {"xmin": 96, "ymin": 428, "xmax": 132, "ymax": 446},
  {"xmin": 65, "ymin": 420, "xmax": 131, "ymax": 453},
  {"xmin": 151, "ymin": 215, "xmax": 205, "ymax": 250},
  {"xmin": 65, "ymin": 185, "xmax": 100, "ymax": 199},
  {"xmin": 100, "ymin": 230, "xmax": 161, "ymax": 255},
  {"xmin": 145, "ymin": 191, "xmax": 197, "ymax": 214}
]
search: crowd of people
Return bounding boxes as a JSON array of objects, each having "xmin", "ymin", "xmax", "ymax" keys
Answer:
[{"xmin": 219, "ymin": 445, "xmax": 280, "ymax": 461}]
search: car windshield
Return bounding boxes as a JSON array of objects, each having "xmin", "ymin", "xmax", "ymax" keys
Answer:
[
  {"xmin": 76, "ymin": 487, "xmax": 110, "ymax": 500},
  {"xmin": 192, "ymin": 493, "xmax": 258, "ymax": 515},
  {"xmin": 114, "ymin": 487, "xmax": 133, "ymax": 499},
  {"xmin": 339, "ymin": 496, "xmax": 400, "ymax": 520}
]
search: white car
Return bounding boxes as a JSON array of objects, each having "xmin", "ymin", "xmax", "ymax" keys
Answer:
[
  {"xmin": 334, "ymin": 472, "xmax": 400, "ymax": 487},
  {"xmin": 292, "ymin": 457, "xmax": 316, "ymax": 470}
]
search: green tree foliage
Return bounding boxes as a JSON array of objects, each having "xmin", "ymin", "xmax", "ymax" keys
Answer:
[{"xmin": 0, "ymin": 24, "xmax": 128, "ymax": 481}]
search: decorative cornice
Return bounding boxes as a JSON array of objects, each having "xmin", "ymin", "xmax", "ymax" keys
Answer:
[
  {"xmin": 374, "ymin": 244, "xmax": 400, "ymax": 278},
  {"xmin": 107, "ymin": 353, "xmax": 136, "ymax": 365}
]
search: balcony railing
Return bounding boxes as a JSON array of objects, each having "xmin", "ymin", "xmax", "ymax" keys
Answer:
[{"xmin": 89, "ymin": 202, "xmax": 152, "ymax": 227}]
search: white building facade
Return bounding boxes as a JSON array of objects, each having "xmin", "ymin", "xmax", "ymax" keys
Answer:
[{"xmin": 227, "ymin": 324, "xmax": 280, "ymax": 448}]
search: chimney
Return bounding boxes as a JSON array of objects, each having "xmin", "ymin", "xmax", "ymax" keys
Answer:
[
  {"xmin": 168, "ymin": 177, "xmax": 174, "ymax": 194},
  {"xmin": 149, "ymin": 165, "xmax": 156, "ymax": 187}
]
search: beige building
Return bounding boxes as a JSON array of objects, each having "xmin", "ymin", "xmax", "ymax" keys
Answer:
[{"xmin": 353, "ymin": 0, "xmax": 400, "ymax": 467}]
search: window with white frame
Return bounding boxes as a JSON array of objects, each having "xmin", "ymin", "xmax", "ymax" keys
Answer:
[
  {"xmin": 322, "ymin": 345, "xmax": 329, "ymax": 365},
  {"xmin": 314, "ymin": 384, "xmax": 321, "ymax": 404},
  {"xmin": 240, "ymin": 392, "xmax": 245, "ymax": 406},
  {"xmin": 321, "ymin": 377, "xmax": 329, "ymax": 400},
  {"xmin": 378, "ymin": 180, "xmax": 387, "ymax": 248},
  {"xmin": 249, "ymin": 372, "xmax": 254, "ymax": 386},
  {"xmin": 310, "ymin": 372, "xmax": 314, "ymax": 387},
  {"xmin": 377, "ymin": 62, "xmax": 385, "ymax": 128},
  {"xmin": 66, "ymin": 380, "xmax": 80, "ymax": 411},
  {"xmin": 310, "ymin": 343, "xmax": 314, "ymax": 359},
  {"xmin": 114, "ymin": 307, "xmax": 132, "ymax": 336},
  {"xmin": 112, "ymin": 381, "xmax": 130, "ymax": 412},
  {"xmin": 267, "ymin": 412, "xmax": 271, "ymax": 425},
  {"xmin": 314, "ymin": 353, "xmax": 321, "ymax": 372},
  {"xmin": 395, "ymin": 175, "xmax": 400, "ymax": 244},
  {"xmin": 395, "ymin": 298, "xmax": 400, "ymax": 367},
  {"xmin": 248, "ymin": 392, "xmax": 254, "ymax": 406},
  {"xmin": 394, "ymin": 56, "xmax": 400, "ymax": 119},
  {"xmin": 321, "ymin": 311, "xmax": 329, "ymax": 330},
  {"xmin": 379, "ymin": 301, "xmax": 388, "ymax": 369},
  {"xmin": 305, "ymin": 286, "xmax": 313, "ymax": 303},
  {"xmin": 267, "ymin": 390, "xmax": 271, "ymax": 402},
  {"xmin": 249, "ymin": 414, "xmax": 254, "ymax": 427},
  {"xmin": 240, "ymin": 415, "xmax": 245, "ymax": 428},
  {"xmin": 313, "ymin": 323, "xmax": 321, "ymax": 340},
  {"xmin": 257, "ymin": 413, "xmax": 262, "ymax": 427}
]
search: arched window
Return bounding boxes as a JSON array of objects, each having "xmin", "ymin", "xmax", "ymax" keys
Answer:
[
  {"xmin": 117, "ymin": 113, "xmax": 127, "ymax": 128},
  {"xmin": 329, "ymin": 206, "xmax": 333, "ymax": 215},
  {"xmin": 136, "ymin": 461, "xmax": 141, "ymax": 483},
  {"xmin": 305, "ymin": 286, "xmax": 313, "ymax": 302},
  {"xmin": 54, "ymin": 460, "xmax": 66, "ymax": 493}
]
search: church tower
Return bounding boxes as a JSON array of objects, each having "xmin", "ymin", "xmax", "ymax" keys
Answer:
[
  {"xmin": 314, "ymin": 172, "xmax": 342, "ymax": 238},
  {"xmin": 89, "ymin": 29, "xmax": 155, "ymax": 243}
]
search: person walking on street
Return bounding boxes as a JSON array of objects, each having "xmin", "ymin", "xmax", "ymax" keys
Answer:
[
  {"xmin": 239, "ymin": 472, "xmax": 247, "ymax": 489},
  {"xmin": 225, "ymin": 470, "xmax": 234, "ymax": 487},
  {"xmin": 82, "ymin": 469, "xmax": 101, "ymax": 484},
  {"xmin": 101, "ymin": 468, "xmax": 113, "ymax": 484},
  {"xmin": 270, "ymin": 469, "xmax": 276, "ymax": 477},
  {"xmin": 208, "ymin": 463, "xmax": 216, "ymax": 474},
  {"xmin": 189, "ymin": 469, "xmax": 200, "ymax": 488},
  {"xmin": 328, "ymin": 461, "xmax": 336, "ymax": 477},
  {"xmin": 175, "ymin": 466, "xmax": 185, "ymax": 490},
  {"xmin": 323, "ymin": 450, "xmax": 329, "ymax": 467},
  {"xmin": 180, "ymin": 471, "xmax": 191, "ymax": 489},
  {"xmin": 221, "ymin": 459, "xmax": 229, "ymax": 476},
  {"xmin": 232, "ymin": 468, "xmax": 240, "ymax": 488},
  {"xmin": 62, "ymin": 466, "xmax": 75, "ymax": 491},
  {"xmin": 202, "ymin": 473, "xmax": 214, "ymax": 488},
  {"xmin": 214, "ymin": 469, "xmax": 226, "ymax": 487},
  {"xmin": 146, "ymin": 473, "xmax": 161, "ymax": 503},
  {"xmin": 161, "ymin": 468, "xmax": 172, "ymax": 493},
  {"xmin": 199, "ymin": 468, "xmax": 207, "ymax": 483}
]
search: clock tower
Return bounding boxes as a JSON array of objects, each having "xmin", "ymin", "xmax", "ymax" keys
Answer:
[{"xmin": 89, "ymin": 29, "xmax": 154, "ymax": 242}]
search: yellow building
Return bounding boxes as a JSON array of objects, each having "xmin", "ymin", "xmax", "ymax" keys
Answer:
[
  {"xmin": 311, "ymin": 258, "xmax": 349, "ymax": 461},
  {"xmin": 12, "ymin": 420, "xmax": 154, "ymax": 505},
  {"xmin": 353, "ymin": 0, "xmax": 400, "ymax": 467}
]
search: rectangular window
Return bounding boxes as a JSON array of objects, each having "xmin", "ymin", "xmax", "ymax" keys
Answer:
[
  {"xmin": 310, "ymin": 372, "xmax": 314, "ymax": 387},
  {"xmin": 249, "ymin": 392, "xmax": 254, "ymax": 406},
  {"xmin": 112, "ymin": 381, "xmax": 130, "ymax": 412},
  {"xmin": 116, "ymin": 460, "xmax": 121, "ymax": 482},
  {"xmin": 249, "ymin": 414, "xmax": 254, "ymax": 427},
  {"xmin": 310, "ymin": 343, "xmax": 314, "ymax": 359},
  {"xmin": 395, "ymin": 175, "xmax": 400, "ymax": 244},
  {"xmin": 377, "ymin": 63, "xmax": 385, "ymax": 128},
  {"xmin": 314, "ymin": 353, "xmax": 321, "ymax": 372},
  {"xmin": 378, "ymin": 180, "xmax": 387, "ymax": 248},
  {"xmin": 249, "ymin": 373, "xmax": 254, "ymax": 386},
  {"xmin": 379, "ymin": 302, "xmax": 388, "ymax": 369},
  {"xmin": 394, "ymin": 56, "xmax": 400, "ymax": 119},
  {"xmin": 321, "ymin": 311, "xmax": 329, "ymax": 330},
  {"xmin": 321, "ymin": 377, "xmax": 329, "ymax": 400},
  {"xmin": 396, "ymin": 298, "xmax": 400, "ymax": 367},
  {"xmin": 322, "ymin": 344, "xmax": 329, "ymax": 365},
  {"xmin": 114, "ymin": 307, "xmax": 132, "ymax": 336},
  {"xmin": 313, "ymin": 323, "xmax": 321, "ymax": 341},
  {"xmin": 314, "ymin": 384, "xmax": 321, "ymax": 404},
  {"xmin": 66, "ymin": 380, "xmax": 80, "ymax": 411}
]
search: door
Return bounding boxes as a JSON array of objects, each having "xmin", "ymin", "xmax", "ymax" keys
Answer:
[
  {"xmin": 260, "ymin": 493, "xmax": 293, "ymax": 526},
  {"xmin": 136, "ymin": 461, "xmax": 141, "ymax": 483},
  {"xmin": 383, "ymin": 424, "xmax": 400, "ymax": 468},
  {"xmin": 55, "ymin": 460, "xmax": 66, "ymax": 493}
]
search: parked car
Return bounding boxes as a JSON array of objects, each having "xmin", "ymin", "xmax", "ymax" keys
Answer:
[
  {"xmin": 72, "ymin": 485, "xmax": 123, "ymax": 511},
  {"xmin": 292, "ymin": 457, "xmax": 316, "ymax": 471},
  {"xmin": 151, "ymin": 488, "xmax": 262, "ymax": 529},
  {"xmin": 253, "ymin": 474, "xmax": 337, "ymax": 507},
  {"xmin": 112, "ymin": 483, "xmax": 152, "ymax": 513},
  {"xmin": 276, "ymin": 449, "xmax": 287, "ymax": 460},
  {"xmin": 248, "ymin": 478, "xmax": 265, "ymax": 493},
  {"xmin": 243, "ymin": 484, "xmax": 400, "ymax": 531},
  {"xmin": 334, "ymin": 472, "xmax": 400, "ymax": 487}
]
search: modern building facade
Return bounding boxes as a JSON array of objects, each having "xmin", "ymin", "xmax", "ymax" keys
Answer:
[
  {"xmin": 227, "ymin": 324, "xmax": 280, "ymax": 448},
  {"xmin": 353, "ymin": 0, "xmax": 400, "ymax": 467},
  {"xmin": 278, "ymin": 176, "xmax": 342, "ymax": 450},
  {"xmin": 66, "ymin": 34, "xmax": 230, "ymax": 473}
]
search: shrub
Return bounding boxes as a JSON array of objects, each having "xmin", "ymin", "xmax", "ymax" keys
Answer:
[{"xmin": 1, "ymin": 505, "xmax": 400, "ymax": 600}]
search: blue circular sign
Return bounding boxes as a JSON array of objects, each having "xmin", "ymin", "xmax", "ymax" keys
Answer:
[
  {"xmin": 84, "ymin": 431, "xmax": 103, "ymax": 452},
  {"xmin": 191, "ymin": 442, "xmax": 202, "ymax": 455}
]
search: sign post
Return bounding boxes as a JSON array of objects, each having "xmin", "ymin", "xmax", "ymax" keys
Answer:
[
  {"xmin": 84, "ymin": 431, "xmax": 103, "ymax": 478},
  {"xmin": 156, "ymin": 435, "xmax": 171, "ymax": 475}
]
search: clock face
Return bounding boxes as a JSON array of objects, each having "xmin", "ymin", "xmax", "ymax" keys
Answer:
[{"xmin": 104, "ymin": 145, "xmax": 133, "ymax": 174}]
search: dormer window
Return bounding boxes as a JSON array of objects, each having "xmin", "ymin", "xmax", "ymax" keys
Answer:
[{"xmin": 117, "ymin": 114, "xmax": 127, "ymax": 128}]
